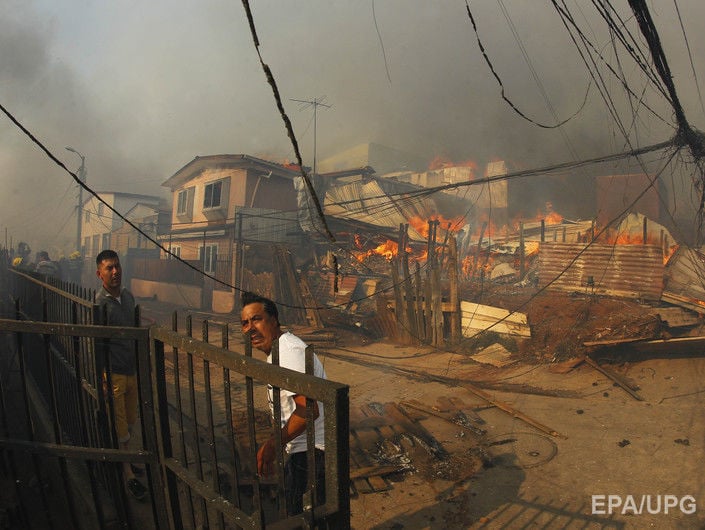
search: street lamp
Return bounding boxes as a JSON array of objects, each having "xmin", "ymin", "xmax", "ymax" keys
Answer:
[{"xmin": 66, "ymin": 147, "xmax": 87, "ymax": 253}]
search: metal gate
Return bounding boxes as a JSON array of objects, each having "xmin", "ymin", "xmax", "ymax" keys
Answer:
[{"xmin": 0, "ymin": 266, "xmax": 349, "ymax": 529}]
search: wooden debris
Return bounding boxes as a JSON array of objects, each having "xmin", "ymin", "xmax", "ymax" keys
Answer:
[
  {"xmin": 459, "ymin": 381, "xmax": 566, "ymax": 439},
  {"xmin": 471, "ymin": 343, "xmax": 517, "ymax": 367},
  {"xmin": 548, "ymin": 357, "xmax": 585, "ymax": 374},
  {"xmin": 400, "ymin": 399, "xmax": 486, "ymax": 437},
  {"xmin": 583, "ymin": 356, "xmax": 644, "ymax": 401},
  {"xmin": 350, "ymin": 465, "xmax": 406, "ymax": 480},
  {"xmin": 648, "ymin": 306, "xmax": 701, "ymax": 328},
  {"xmin": 662, "ymin": 246, "xmax": 705, "ymax": 312},
  {"xmin": 461, "ymin": 301, "xmax": 531, "ymax": 338},
  {"xmin": 623, "ymin": 335, "xmax": 705, "ymax": 355}
]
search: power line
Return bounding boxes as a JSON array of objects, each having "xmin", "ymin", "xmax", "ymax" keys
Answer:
[
  {"xmin": 371, "ymin": 0, "xmax": 392, "ymax": 84},
  {"xmin": 672, "ymin": 0, "xmax": 705, "ymax": 120},
  {"xmin": 464, "ymin": 0, "xmax": 590, "ymax": 130},
  {"xmin": 497, "ymin": 0, "xmax": 582, "ymax": 160},
  {"xmin": 240, "ymin": 0, "xmax": 335, "ymax": 242}
]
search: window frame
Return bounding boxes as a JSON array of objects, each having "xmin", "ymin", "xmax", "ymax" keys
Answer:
[
  {"xmin": 177, "ymin": 189, "xmax": 189, "ymax": 215},
  {"xmin": 199, "ymin": 243, "xmax": 218, "ymax": 274},
  {"xmin": 202, "ymin": 180, "xmax": 224, "ymax": 210}
]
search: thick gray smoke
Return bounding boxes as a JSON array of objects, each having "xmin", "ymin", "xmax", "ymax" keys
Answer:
[{"xmin": 1, "ymin": 1, "xmax": 704, "ymax": 253}]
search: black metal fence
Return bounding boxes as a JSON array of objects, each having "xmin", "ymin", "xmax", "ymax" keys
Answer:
[{"xmin": 0, "ymin": 266, "xmax": 349, "ymax": 529}]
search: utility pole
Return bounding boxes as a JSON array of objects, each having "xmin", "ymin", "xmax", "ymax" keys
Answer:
[
  {"xmin": 66, "ymin": 147, "xmax": 87, "ymax": 252},
  {"xmin": 290, "ymin": 96, "xmax": 331, "ymax": 175}
]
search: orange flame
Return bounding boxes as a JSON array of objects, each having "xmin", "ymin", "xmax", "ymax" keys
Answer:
[
  {"xmin": 408, "ymin": 214, "xmax": 467, "ymax": 238},
  {"xmin": 461, "ymin": 254, "xmax": 495, "ymax": 278},
  {"xmin": 540, "ymin": 211, "xmax": 563, "ymax": 225},
  {"xmin": 428, "ymin": 155, "xmax": 478, "ymax": 173},
  {"xmin": 353, "ymin": 239, "xmax": 406, "ymax": 262},
  {"xmin": 596, "ymin": 227, "xmax": 679, "ymax": 264}
]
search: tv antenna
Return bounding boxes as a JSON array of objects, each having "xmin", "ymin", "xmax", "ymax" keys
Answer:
[{"xmin": 290, "ymin": 96, "xmax": 332, "ymax": 175}]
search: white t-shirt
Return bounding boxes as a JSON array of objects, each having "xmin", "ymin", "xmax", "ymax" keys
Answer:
[{"xmin": 267, "ymin": 332, "xmax": 326, "ymax": 454}]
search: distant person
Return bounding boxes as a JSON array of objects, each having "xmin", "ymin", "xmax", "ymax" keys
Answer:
[
  {"xmin": 35, "ymin": 251, "xmax": 60, "ymax": 278},
  {"xmin": 67, "ymin": 250, "xmax": 83, "ymax": 284},
  {"xmin": 240, "ymin": 291, "xmax": 327, "ymax": 515},
  {"xmin": 12, "ymin": 241, "xmax": 33, "ymax": 271},
  {"xmin": 95, "ymin": 249, "xmax": 147, "ymax": 502}
]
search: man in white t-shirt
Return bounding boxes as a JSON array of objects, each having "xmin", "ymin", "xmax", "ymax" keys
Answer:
[{"xmin": 240, "ymin": 291, "xmax": 326, "ymax": 515}]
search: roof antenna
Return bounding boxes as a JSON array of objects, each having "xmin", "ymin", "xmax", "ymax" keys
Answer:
[{"xmin": 290, "ymin": 96, "xmax": 332, "ymax": 175}]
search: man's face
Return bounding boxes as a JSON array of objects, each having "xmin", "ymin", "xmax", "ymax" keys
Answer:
[
  {"xmin": 241, "ymin": 302, "xmax": 279, "ymax": 354},
  {"xmin": 96, "ymin": 257, "xmax": 122, "ymax": 292}
]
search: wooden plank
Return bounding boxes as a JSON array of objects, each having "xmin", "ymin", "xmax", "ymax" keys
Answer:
[
  {"xmin": 583, "ymin": 357, "xmax": 644, "ymax": 401},
  {"xmin": 431, "ymin": 265, "xmax": 443, "ymax": 347},
  {"xmin": 377, "ymin": 425, "xmax": 395, "ymax": 439},
  {"xmin": 415, "ymin": 263, "xmax": 425, "ymax": 342},
  {"xmin": 628, "ymin": 335, "xmax": 705, "ymax": 355},
  {"xmin": 660, "ymin": 292, "xmax": 705, "ymax": 315},
  {"xmin": 457, "ymin": 384, "xmax": 566, "ymax": 439},
  {"xmin": 584, "ymin": 336, "xmax": 645, "ymax": 347},
  {"xmin": 461, "ymin": 301, "xmax": 531, "ymax": 338},
  {"xmin": 448, "ymin": 235, "xmax": 461, "ymax": 344},
  {"xmin": 400, "ymin": 400, "xmax": 486, "ymax": 437},
  {"xmin": 472, "ymin": 343, "xmax": 517, "ymax": 367},
  {"xmin": 649, "ymin": 307, "xmax": 700, "ymax": 328},
  {"xmin": 350, "ymin": 465, "xmax": 406, "ymax": 480},
  {"xmin": 390, "ymin": 259, "xmax": 410, "ymax": 344},
  {"xmin": 461, "ymin": 301, "xmax": 528, "ymax": 324},
  {"xmin": 366, "ymin": 476, "xmax": 392, "ymax": 492},
  {"xmin": 383, "ymin": 403, "xmax": 447, "ymax": 458}
]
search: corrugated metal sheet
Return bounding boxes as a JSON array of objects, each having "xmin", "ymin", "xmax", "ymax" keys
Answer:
[
  {"xmin": 538, "ymin": 242, "xmax": 664, "ymax": 300},
  {"xmin": 661, "ymin": 246, "xmax": 705, "ymax": 311},
  {"xmin": 324, "ymin": 180, "xmax": 430, "ymax": 241}
]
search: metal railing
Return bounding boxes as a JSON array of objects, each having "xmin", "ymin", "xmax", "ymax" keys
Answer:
[{"xmin": 0, "ymin": 267, "xmax": 350, "ymax": 529}]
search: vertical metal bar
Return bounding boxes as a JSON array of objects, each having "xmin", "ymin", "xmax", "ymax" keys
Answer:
[
  {"xmin": 202, "ymin": 320, "xmax": 225, "ymax": 530},
  {"xmin": 171, "ymin": 312, "xmax": 196, "ymax": 529},
  {"xmin": 270, "ymin": 340, "xmax": 287, "ymax": 519},
  {"xmin": 71, "ymin": 301, "xmax": 107, "ymax": 529},
  {"xmin": 220, "ymin": 323, "xmax": 242, "ymax": 510},
  {"xmin": 304, "ymin": 345, "xmax": 316, "ymax": 525},
  {"xmin": 186, "ymin": 315, "xmax": 208, "ymax": 528},
  {"xmin": 0, "ymin": 303, "xmax": 30, "ymax": 528},
  {"xmin": 151, "ymin": 334, "xmax": 183, "ymax": 530},
  {"xmin": 41, "ymin": 289, "xmax": 81, "ymax": 529},
  {"xmin": 95, "ymin": 304, "xmax": 130, "ymax": 527},
  {"xmin": 14, "ymin": 298, "xmax": 54, "ymax": 529},
  {"xmin": 325, "ymin": 385, "xmax": 350, "ymax": 530},
  {"xmin": 243, "ymin": 337, "xmax": 263, "ymax": 526},
  {"xmin": 133, "ymin": 307, "xmax": 170, "ymax": 530}
]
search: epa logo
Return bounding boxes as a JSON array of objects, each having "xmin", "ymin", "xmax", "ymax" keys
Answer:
[{"xmin": 591, "ymin": 495, "xmax": 696, "ymax": 515}]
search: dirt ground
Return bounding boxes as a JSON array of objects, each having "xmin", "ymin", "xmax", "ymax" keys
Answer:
[{"xmin": 140, "ymin": 289, "xmax": 705, "ymax": 530}]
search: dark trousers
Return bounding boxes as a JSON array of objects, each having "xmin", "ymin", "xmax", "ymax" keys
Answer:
[{"xmin": 284, "ymin": 449, "xmax": 326, "ymax": 515}]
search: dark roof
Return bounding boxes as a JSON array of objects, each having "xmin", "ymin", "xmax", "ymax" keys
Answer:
[{"xmin": 161, "ymin": 154, "xmax": 301, "ymax": 190}]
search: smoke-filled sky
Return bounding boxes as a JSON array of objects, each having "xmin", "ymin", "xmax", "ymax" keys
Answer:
[{"xmin": 2, "ymin": 0, "xmax": 705, "ymax": 254}]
